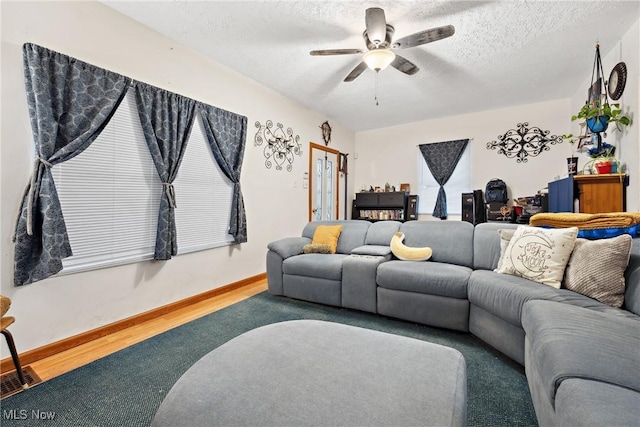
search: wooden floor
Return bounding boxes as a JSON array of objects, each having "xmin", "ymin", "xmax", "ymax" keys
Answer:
[{"xmin": 25, "ymin": 279, "xmax": 267, "ymax": 383}]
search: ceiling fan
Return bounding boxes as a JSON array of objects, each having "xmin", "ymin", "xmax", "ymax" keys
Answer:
[{"xmin": 310, "ymin": 7, "xmax": 455, "ymax": 82}]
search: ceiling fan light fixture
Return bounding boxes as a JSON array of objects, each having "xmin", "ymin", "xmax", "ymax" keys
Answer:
[{"xmin": 363, "ymin": 49, "xmax": 395, "ymax": 72}]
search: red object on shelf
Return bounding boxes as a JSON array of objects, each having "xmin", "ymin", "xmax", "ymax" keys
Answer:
[{"xmin": 594, "ymin": 161, "xmax": 612, "ymax": 174}]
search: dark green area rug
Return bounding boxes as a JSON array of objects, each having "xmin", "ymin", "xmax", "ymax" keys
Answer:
[{"xmin": 1, "ymin": 292, "xmax": 537, "ymax": 426}]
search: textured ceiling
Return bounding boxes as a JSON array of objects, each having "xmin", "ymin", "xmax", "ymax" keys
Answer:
[{"xmin": 103, "ymin": 1, "xmax": 639, "ymax": 132}]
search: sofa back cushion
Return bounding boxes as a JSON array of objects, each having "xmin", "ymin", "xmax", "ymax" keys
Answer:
[
  {"xmin": 624, "ymin": 238, "xmax": 640, "ymax": 315},
  {"xmin": 398, "ymin": 221, "xmax": 474, "ymax": 268},
  {"xmin": 302, "ymin": 220, "xmax": 370, "ymax": 255},
  {"xmin": 364, "ymin": 221, "xmax": 402, "ymax": 245},
  {"xmin": 473, "ymin": 223, "xmax": 518, "ymax": 270}
]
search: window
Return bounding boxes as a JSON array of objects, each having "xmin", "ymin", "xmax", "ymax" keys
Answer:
[
  {"xmin": 417, "ymin": 146, "xmax": 471, "ymax": 215},
  {"xmin": 174, "ymin": 118, "xmax": 234, "ymax": 254},
  {"xmin": 51, "ymin": 90, "xmax": 234, "ymax": 274}
]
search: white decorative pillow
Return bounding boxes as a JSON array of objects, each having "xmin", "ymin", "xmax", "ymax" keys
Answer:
[
  {"xmin": 497, "ymin": 226, "xmax": 578, "ymax": 288},
  {"xmin": 494, "ymin": 229, "xmax": 516, "ymax": 272},
  {"xmin": 563, "ymin": 235, "xmax": 632, "ymax": 307}
]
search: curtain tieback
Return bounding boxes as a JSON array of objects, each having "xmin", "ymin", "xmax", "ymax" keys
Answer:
[
  {"xmin": 163, "ymin": 182, "xmax": 176, "ymax": 208},
  {"xmin": 26, "ymin": 157, "xmax": 53, "ymax": 236}
]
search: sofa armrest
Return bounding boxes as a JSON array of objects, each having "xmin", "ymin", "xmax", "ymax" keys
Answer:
[
  {"xmin": 351, "ymin": 245, "xmax": 392, "ymax": 257},
  {"xmin": 267, "ymin": 237, "xmax": 312, "ymax": 259},
  {"xmin": 342, "ymin": 254, "xmax": 389, "ymax": 313}
]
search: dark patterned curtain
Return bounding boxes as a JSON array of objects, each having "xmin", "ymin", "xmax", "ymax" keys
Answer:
[
  {"xmin": 200, "ymin": 105, "xmax": 248, "ymax": 243},
  {"xmin": 134, "ymin": 82, "xmax": 197, "ymax": 260},
  {"xmin": 419, "ymin": 139, "xmax": 469, "ymax": 219},
  {"xmin": 14, "ymin": 43, "xmax": 130, "ymax": 285}
]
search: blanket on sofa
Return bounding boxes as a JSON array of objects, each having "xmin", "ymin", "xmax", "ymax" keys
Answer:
[{"xmin": 530, "ymin": 212, "xmax": 640, "ymax": 229}]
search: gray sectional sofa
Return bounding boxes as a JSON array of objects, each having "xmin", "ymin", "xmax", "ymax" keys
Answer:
[{"xmin": 266, "ymin": 219, "xmax": 640, "ymax": 426}]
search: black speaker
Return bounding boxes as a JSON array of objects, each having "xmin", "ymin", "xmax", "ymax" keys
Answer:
[
  {"xmin": 406, "ymin": 195, "xmax": 419, "ymax": 220},
  {"xmin": 461, "ymin": 190, "xmax": 485, "ymax": 224}
]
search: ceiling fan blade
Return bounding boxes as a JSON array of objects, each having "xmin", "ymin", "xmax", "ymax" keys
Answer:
[
  {"xmin": 390, "ymin": 54, "xmax": 419, "ymax": 75},
  {"xmin": 344, "ymin": 61, "xmax": 368, "ymax": 82},
  {"xmin": 365, "ymin": 7, "xmax": 387, "ymax": 46},
  {"xmin": 393, "ymin": 25, "xmax": 455, "ymax": 49},
  {"xmin": 310, "ymin": 49, "xmax": 364, "ymax": 56}
]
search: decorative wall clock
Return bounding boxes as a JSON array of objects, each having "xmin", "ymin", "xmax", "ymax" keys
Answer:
[
  {"xmin": 320, "ymin": 121, "xmax": 332, "ymax": 146},
  {"xmin": 607, "ymin": 62, "xmax": 627, "ymax": 100}
]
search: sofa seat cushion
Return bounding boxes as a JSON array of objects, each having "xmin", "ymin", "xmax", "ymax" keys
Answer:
[
  {"xmin": 555, "ymin": 378, "xmax": 640, "ymax": 427},
  {"xmin": 522, "ymin": 300, "xmax": 640, "ymax": 407},
  {"xmin": 283, "ymin": 254, "xmax": 349, "ymax": 281},
  {"xmin": 469, "ymin": 270, "xmax": 573, "ymax": 327},
  {"xmin": 469, "ymin": 270, "xmax": 638, "ymax": 328},
  {"xmin": 377, "ymin": 261, "xmax": 471, "ymax": 299}
]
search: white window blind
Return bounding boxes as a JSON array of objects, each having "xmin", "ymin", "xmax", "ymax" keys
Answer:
[
  {"xmin": 418, "ymin": 146, "xmax": 471, "ymax": 215},
  {"xmin": 174, "ymin": 117, "xmax": 234, "ymax": 254},
  {"xmin": 52, "ymin": 90, "xmax": 161, "ymax": 273},
  {"xmin": 52, "ymin": 89, "xmax": 234, "ymax": 274}
]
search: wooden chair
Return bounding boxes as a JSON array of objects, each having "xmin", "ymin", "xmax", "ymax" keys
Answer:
[{"xmin": 1, "ymin": 295, "xmax": 28, "ymax": 389}]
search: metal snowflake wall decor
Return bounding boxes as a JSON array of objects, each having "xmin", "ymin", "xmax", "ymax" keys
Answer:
[
  {"xmin": 486, "ymin": 122, "xmax": 562, "ymax": 163},
  {"xmin": 254, "ymin": 120, "xmax": 302, "ymax": 172}
]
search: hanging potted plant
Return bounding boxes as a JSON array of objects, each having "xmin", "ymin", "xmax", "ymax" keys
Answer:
[{"xmin": 571, "ymin": 102, "xmax": 631, "ymax": 133}]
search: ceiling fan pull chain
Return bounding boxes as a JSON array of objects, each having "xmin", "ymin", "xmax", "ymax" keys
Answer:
[{"xmin": 375, "ymin": 72, "xmax": 379, "ymax": 106}]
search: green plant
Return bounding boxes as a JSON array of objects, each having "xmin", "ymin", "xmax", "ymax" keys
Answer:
[
  {"xmin": 571, "ymin": 102, "xmax": 631, "ymax": 131},
  {"xmin": 562, "ymin": 133, "xmax": 578, "ymax": 157},
  {"xmin": 587, "ymin": 141, "xmax": 615, "ymax": 159}
]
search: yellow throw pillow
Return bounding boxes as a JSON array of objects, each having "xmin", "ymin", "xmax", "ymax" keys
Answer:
[
  {"xmin": 312, "ymin": 225, "xmax": 343, "ymax": 254},
  {"xmin": 390, "ymin": 232, "xmax": 433, "ymax": 261}
]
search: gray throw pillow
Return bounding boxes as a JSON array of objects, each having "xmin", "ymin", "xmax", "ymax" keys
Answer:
[
  {"xmin": 303, "ymin": 243, "xmax": 333, "ymax": 254},
  {"xmin": 563, "ymin": 234, "xmax": 633, "ymax": 307}
]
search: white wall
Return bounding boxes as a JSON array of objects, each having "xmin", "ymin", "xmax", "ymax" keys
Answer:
[
  {"xmin": 354, "ymin": 98, "xmax": 572, "ymax": 220},
  {"xmin": 569, "ymin": 18, "xmax": 639, "ymax": 211},
  {"xmin": 0, "ymin": 1, "xmax": 356, "ymax": 353},
  {"xmin": 354, "ymin": 16, "xmax": 640, "ymax": 218}
]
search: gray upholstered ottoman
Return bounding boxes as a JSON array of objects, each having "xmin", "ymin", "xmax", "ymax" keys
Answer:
[{"xmin": 153, "ymin": 320, "xmax": 467, "ymax": 427}]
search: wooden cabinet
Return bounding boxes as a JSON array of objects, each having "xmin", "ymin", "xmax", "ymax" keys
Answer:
[
  {"xmin": 352, "ymin": 192, "xmax": 409, "ymax": 221},
  {"xmin": 574, "ymin": 174, "xmax": 627, "ymax": 213}
]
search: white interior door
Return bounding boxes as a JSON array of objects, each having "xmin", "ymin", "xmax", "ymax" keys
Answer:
[{"xmin": 309, "ymin": 143, "xmax": 339, "ymax": 221}]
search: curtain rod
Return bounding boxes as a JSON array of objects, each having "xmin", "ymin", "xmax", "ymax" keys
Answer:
[{"xmin": 416, "ymin": 137, "xmax": 474, "ymax": 147}]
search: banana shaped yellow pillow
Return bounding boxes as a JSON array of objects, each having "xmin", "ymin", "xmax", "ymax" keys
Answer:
[{"xmin": 390, "ymin": 232, "xmax": 433, "ymax": 261}]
